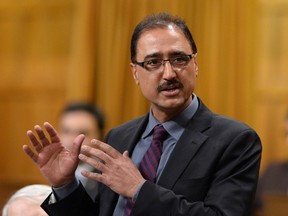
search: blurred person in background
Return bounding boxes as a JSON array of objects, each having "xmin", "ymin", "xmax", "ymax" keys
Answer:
[
  {"xmin": 58, "ymin": 102, "xmax": 105, "ymax": 199},
  {"xmin": 253, "ymin": 111, "xmax": 288, "ymax": 215},
  {"xmin": 2, "ymin": 184, "xmax": 51, "ymax": 216}
]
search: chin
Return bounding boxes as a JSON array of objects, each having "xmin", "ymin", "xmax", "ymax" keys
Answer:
[{"xmin": 159, "ymin": 100, "xmax": 186, "ymax": 111}]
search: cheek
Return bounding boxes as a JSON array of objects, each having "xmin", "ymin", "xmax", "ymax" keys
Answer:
[
  {"xmin": 139, "ymin": 80, "xmax": 155, "ymax": 93},
  {"xmin": 138, "ymin": 77, "xmax": 158, "ymax": 97},
  {"xmin": 181, "ymin": 72, "xmax": 197, "ymax": 89}
]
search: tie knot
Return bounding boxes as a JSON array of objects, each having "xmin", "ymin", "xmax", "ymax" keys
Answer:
[{"xmin": 153, "ymin": 125, "xmax": 168, "ymax": 142}]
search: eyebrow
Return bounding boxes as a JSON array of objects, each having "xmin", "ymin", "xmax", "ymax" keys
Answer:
[
  {"xmin": 143, "ymin": 51, "xmax": 189, "ymax": 60},
  {"xmin": 143, "ymin": 52, "xmax": 162, "ymax": 60}
]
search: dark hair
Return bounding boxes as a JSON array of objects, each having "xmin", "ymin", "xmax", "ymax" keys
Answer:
[
  {"xmin": 61, "ymin": 102, "xmax": 105, "ymax": 134},
  {"xmin": 130, "ymin": 12, "xmax": 197, "ymax": 63}
]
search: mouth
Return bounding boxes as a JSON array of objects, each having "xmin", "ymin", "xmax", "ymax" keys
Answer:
[{"xmin": 162, "ymin": 86, "xmax": 179, "ymax": 93}]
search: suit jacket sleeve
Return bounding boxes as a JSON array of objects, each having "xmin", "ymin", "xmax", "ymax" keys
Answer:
[{"xmin": 41, "ymin": 183, "xmax": 98, "ymax": 216}]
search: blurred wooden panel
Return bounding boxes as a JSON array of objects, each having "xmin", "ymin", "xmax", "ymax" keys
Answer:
[
  {"xmin": 0, "ymin": 0, "xmax": 77, "ymax": 211},
  {"xmin": 0, "ymin": 0, "xmax": 76, "ymax": 184},
  {"xmin": 255, "ymin": 1, "xmax": 288, "ymax": 171},
  {"xmin": 0, "ymin": 87, "xmax": 65, "ymax": 183}
]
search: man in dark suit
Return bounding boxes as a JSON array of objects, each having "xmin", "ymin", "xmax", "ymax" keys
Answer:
[{"xmin": 23, "ymin": 12, "xmax": 262, "ymax": 216}]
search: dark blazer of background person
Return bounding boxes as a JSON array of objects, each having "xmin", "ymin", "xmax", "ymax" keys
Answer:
[{"xmin": 42, "ymin": 98, "xmax": 262, "ymax": 216}]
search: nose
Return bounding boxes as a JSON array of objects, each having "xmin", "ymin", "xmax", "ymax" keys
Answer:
[{"xmin": 162, "ymin": 60, "xmax": 176, "ymax": 79}]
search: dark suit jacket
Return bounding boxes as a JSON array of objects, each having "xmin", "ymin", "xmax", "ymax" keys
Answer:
[{"xmin": 42, "ymin": 98, "xmax": 262, "ymax": 216}]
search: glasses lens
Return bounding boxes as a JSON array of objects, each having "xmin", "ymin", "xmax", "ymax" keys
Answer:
[
  {"xmin": 170, "ymin": 55, "xmax": 191, "ymax": 68},
  {"xmin": 141, "ymin": 55, "xmax": 192, "ymax": 72},
  {"xmin": 144, "ymin": 59, "xmax": 163, "ymax": 71}
]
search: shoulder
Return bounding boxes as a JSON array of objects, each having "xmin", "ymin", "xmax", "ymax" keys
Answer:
[
  {"xmin": 212, "ymin": 114, "xmax": 254, "ymax": 133},
  {"xmin": 210, "ymin": 114, "xmax": 261, "ymax": 149},
  {"xmin": 197, "ymin": 98, "xmax": 258, "ymax": 135},
  {"xmin": 194, "ymin": 99, "xmax": 261, "ymax": 155}
]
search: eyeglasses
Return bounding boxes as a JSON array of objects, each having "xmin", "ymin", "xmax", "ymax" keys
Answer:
[{"xmin": 134, "ymin": 54, "xmax": 195, "ymax": 72}]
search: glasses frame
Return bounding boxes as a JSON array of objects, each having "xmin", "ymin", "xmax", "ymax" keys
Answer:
[{"xmin": 134, "ymin": 54, "xmax": 196, "ymax": 72}]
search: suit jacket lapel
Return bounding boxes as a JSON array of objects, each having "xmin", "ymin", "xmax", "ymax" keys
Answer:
[{"xmin": 158, "ymin": 100, "xmax": 212, "ymax": 189}]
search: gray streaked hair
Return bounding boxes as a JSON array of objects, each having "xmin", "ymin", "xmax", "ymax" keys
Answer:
[{"xmin": 2, "ymin": 184, "xmax": 51, "ymax": 216}]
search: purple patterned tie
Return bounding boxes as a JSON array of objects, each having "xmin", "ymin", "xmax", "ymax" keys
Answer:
[{"xmin": 123, "ymin": 125, "xmax": 168, "ymax": 216}]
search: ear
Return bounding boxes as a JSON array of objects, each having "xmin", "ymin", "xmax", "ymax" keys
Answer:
[
  {"xmin": 130, "ymin": 63, "xmax": 139, "ymax": 85},
  {"xmin": 193, "ymin": 56, "xmax": 199, "ymax": 77}
]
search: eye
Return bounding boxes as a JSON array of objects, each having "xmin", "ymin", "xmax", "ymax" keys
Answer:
[
  {"xmin": 172, "ymin": 56, "xmax": 188, "ymax": 64},
  {"xmin": 145, "ymin": 59, "xmax": 162, "ymax": 67}
]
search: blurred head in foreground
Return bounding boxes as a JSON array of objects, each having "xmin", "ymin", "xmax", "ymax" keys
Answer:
[{"xmin": 2, "ymin": 184, "xmax": 51, "ymax": 216}]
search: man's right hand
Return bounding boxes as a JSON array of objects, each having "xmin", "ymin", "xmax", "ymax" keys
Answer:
[{"xmin": 23, "ymin": 122, "xmax": 85, "ymax": 187}]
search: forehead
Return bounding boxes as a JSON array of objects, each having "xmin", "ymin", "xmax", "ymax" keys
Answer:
[
  {"xmin": 60, "ymin": 111, "xmax": 97, "ymax": 128},
  {"xmin": 136, "ymin": 26, "xmax": 192, "ymax": 57}
]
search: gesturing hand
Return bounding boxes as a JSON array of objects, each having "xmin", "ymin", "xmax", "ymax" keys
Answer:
[
  {"xmin": 79, "ymin": 139, "xmax": 145, "ymax": 198},
  {"xmin": 23, "ymin": 122, "xmax": 85, "ymax": 187}
]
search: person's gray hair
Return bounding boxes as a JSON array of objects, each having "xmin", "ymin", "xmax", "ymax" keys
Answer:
[{"xmin": 2, "ymin": 184, "xmax": 51, "ymax": 216}]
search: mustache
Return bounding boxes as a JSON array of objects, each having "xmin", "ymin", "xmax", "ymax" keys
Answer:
[{"xmin": 157, "ymin": 79, "xmax": 184, "ymax": 92}]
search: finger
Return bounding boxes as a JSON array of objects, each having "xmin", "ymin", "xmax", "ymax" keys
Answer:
[
  {"xmin": 91, "ymin": 139, "xmax": 121, "ymax": 159},
  {"xmin": 34, "ymin": 125, "xmax": 50, "ymax": 147},
  {"xmin": 81, "ymin": 170, "xmax": 103, "ymax": 182},
  {"xmin": 23, "ymin": 145, "xmax": 39, "ymax": 163},
  {"xmin": 81, "ymin": 145, "xmax": 111, "ymax": 165},
  {"xmin": 79, "ymin": 153, "xmax": 105, "ymax": 172},
  {"xmin": 27, "ymin": 130, "xmax": 43, "ymax": 153},
  {"xmin": 44, "ymin": 122, "xmax": 61, "ymax": 143}
]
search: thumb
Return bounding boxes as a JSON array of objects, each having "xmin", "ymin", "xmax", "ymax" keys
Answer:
[{"xmin": 71, "ymin": 134, "xmax": 85, "ymax": 157}]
